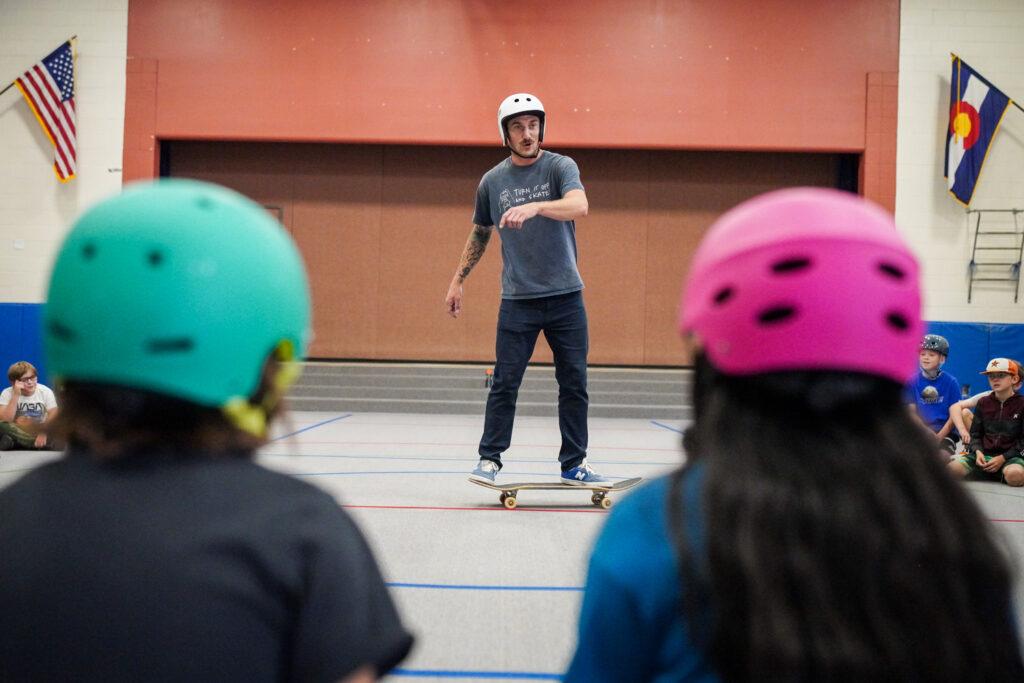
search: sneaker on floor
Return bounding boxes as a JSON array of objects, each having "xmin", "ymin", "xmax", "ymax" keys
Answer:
[
  {"xmin": 952, "ymin": 441, "xmax": 972, "ymax": 462},
  {"xmin": 561, "ymin": 459, "xmax": 613, "ymax": 487},
  {"xmin": 0, "ymin": 434, "xmax": 15, "ymax": 451},
  {"xmin": 469, "ymin": 459, "xmax": 500, "ymax": 483}
]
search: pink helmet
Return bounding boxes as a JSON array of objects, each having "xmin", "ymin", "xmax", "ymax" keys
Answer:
[{"xmin": 679, "ymin": 188, "xmax": 922, "ymax": 383}]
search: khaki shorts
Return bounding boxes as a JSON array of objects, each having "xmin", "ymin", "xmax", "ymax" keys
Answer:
[{"xmin": 0, "ymin": 420, "xmax": 38, "ymax": 448}]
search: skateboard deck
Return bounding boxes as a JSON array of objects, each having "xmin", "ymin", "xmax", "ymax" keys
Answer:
[{"xmin": 469, "ymin": 476, "xmax": 643, "ymax": 509}]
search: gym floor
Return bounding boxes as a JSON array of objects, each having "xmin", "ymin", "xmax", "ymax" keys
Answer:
[{"xmin": 2, "ymin": 410, "xmax": 1022, "ymax": 681}]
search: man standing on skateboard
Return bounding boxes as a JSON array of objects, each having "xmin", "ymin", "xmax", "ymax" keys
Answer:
[{"xmin": 445, "ymin": 92, "xmax": 610, "ymax": 487}]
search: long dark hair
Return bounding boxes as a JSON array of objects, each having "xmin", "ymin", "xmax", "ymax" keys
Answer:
[
  {"xmin": 49, "ymin": 383, "xmax": 260, "ymax": 458},
  {"xmin": 670, "ymin": 353, "xmax": 1023, "ymax": 681},
  {"xmin": 49, "ymin": 356, "xmax": 288, "ymax": 459}
]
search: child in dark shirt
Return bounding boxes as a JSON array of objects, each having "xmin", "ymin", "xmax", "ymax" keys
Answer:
[
  {"xmin": 949, "ymin": 357, "xmax": 1024, "ymax": 486},
  {"xmin": 0, "ymin": 180, "xmax": 413, "ymax": 681}
]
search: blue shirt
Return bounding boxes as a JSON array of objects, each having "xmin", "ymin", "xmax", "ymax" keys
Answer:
[
  {"xmin": 473, "ymin": 151, "xmax": 585, "ymax": 299},
  {"xmin": 908, "ymin": 370, "xmax": 961, "ymax": 433},
  {"xmin": 567, "ymin": 462, "xmax": 1022, "ymax": 682},
  {"xmin": 565, "ymin": 466, "xmax": 719, "ymax": 683}
]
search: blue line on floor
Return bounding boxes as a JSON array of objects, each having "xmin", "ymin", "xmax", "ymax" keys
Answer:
[
  {"xmin": 271, "ymin": 413, "xmax": 353, "ymax": 441},
  {"xmin": 388, "ymin": 582, "xmax": 583, "ymax": 592},
  {"xmin": 651, "ymin": 420, "xmax": 684, "ymax": 434},
  {"xmin": 392, "ymin": 669, "xmax": 562, "ymax": 680}
]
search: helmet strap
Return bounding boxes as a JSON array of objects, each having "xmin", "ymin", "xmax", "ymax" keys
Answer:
[
  {"xmin": 221, "ymin": 341, "xmax": 302, "ymax": 438},
  {"xmin": 509, "ymin": 145, "xmax": 535, "ymax": 160}
]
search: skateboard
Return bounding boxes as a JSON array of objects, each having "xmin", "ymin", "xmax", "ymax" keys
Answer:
[{"xmin": 469, "ymin": 476, "xmax": 643, "ymax": 509}]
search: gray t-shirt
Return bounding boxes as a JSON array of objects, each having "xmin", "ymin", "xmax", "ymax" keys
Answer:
[{"xmin": 473, "ymin": 150, "xmax": 585, "ymax": 299}]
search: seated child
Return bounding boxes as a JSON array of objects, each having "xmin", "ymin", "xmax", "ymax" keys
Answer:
[
  {"xmin": 948, "ymin": 358, "xmax": 1024, "ymax": 487},
  {"xmin": 0, "ymin": 361, "xmax": 59, "ymax": 451},
  {"xmin": 949, "ymin": 358, "xmax": 1023, "ymax": 451},
  {"xmin": 907, "ymin": 334, "xmax": 960, "ymax": 455}
]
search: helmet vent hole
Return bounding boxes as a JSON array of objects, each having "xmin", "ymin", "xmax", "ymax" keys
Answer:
[
  {"xmin": 82, "ymin": 243, "xmax": 96, "ymax": 260},
  {"xmin": 771, "ymin": 257, "xmax": 811, "ymax": 274},
  {"xmin": 712, "ymin": 286, "xmax": 734, "ymax": 306},
  {"xmin": 886, "ymin": 312, "xmax": 910, "ymax": 331},
  {"xmin": 146, "ymin": 338, "xmax": 195, "ymax": 354},
  {"xmin": 47, "ymin": 321, "xmax": 76, "ymax": 342},
  {"xmin": 757, "ymin": 306, "xmax": 796, "ymax": 325},
  {"xmin": 878, "ymin": 262, "xmax": 906, "ymax": 280},
  {"xmin": 196, "ymin": 196, "xmax": 214, "ymax": 210},
  {"xmin": 147, "ymin": 250, "xmax": 164, "ymax": 267}
]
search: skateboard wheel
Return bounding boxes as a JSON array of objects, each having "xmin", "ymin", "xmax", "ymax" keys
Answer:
[
  {"xmin": 599, "ymin": 497, "xmax": 612, "ymax": 510},
  {"xmin": 503, "ymin": 495, "xmax": 517, "ymax": 510},
  {"xmin": 591, "ymin": 493, "xmax": 602, "ymax": 505},
  {"xmin": 499, "ymin": 493, "xmax": 507, "ymax": 504}
]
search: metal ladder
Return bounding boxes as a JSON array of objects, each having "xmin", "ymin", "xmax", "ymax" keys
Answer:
[{"xmin": 967, "ymin": 208, "xmax": 1024, "ymax": 303}]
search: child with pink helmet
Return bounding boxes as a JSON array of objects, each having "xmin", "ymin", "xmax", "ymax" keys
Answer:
[{"xmin": 565, "ymin": 188, "xmax": 1022, "ymax": 682}]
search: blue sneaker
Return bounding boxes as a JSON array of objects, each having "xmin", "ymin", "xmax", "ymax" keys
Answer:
[
  {"xmin": 470, "ymin": 459, "xmax": 500, "ymax": 483},
  {"xmin": 561, "ymin": 459, "xmax": 612, "ymax": 487}
]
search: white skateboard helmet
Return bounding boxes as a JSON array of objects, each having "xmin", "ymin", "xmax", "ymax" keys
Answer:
[{"xmin": 497, "ymin": 93, "xmax": 545, "ymax": 146}]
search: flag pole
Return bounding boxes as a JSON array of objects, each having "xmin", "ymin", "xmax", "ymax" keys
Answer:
[
  {"xmin": 1, "ymin": 35, "xmax": 76, "ymax": 98},
  {"xmin": 952, "ymin": 53, "xmax": 1024, "ymax": 114}
]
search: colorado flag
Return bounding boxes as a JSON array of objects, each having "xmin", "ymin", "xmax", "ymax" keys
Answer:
[{"xmin": 944, "ymin": 55, "xmax": 1012, "ymax": 206}]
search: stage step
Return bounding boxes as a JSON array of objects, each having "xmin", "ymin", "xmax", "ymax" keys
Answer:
[{"xmin": 287, "ymin": 362, "xmax": 692, "ymax": 420}]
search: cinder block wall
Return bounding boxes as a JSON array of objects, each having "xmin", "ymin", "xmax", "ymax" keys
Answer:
[
  {"xmin": 0, "ymin": 1, "xmax": 128, "ymax": 305},
  {"xmin": 897, "ymin": 0, "xmax": 1024, "ymax": 322}
]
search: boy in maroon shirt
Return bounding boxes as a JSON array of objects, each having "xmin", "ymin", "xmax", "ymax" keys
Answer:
[{"xmin": 949, "ymin": 357, "xmax": 1024, "ymax": 486}]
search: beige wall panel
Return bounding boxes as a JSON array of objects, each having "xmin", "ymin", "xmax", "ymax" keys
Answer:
[
  {"xmin": 644, "ymin": 152, "xmax": 840, "ymax": 365},
  {"xmin": 570, "ymin": 149, "xmax": 650, "ymax": 365},
  {"xmin": 378, "ymin": 146, "xmax": 503, "ymax": 360},
  {"xmin": 290, "ymin": 146, "xmax": 384, "ymax": 358},
  {"xmin": 165, "ymin": 142, "xmax": 297, "ymax": 220},
  {"xmin": 167, "ymin": 142, "xmax": 845, "ymax": 366}
]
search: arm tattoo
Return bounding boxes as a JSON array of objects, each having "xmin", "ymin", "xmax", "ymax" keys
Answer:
[{"xmin": 456, "ymin": 225, "xmax": 493, "ymax": 281}]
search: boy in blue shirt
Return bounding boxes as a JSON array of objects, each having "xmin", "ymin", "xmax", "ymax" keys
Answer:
[{"xmin": 908, "ymin": 334, "xmax": 961, "ymax": 455}]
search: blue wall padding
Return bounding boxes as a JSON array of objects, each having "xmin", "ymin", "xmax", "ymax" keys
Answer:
[
  {"xmin": 0, "ymin": 303, "xmax": 48, "ymax": 386},
  {"xmin": 989, "ymin": 324, "xmax": 1024, "ymax": 363},
  {"xmin": 927, "ymin": 321, "xmax": 1024, "ymax": 398},
  {"xmin": 0, "ymin": 303, "xmax": 1021, "ymax": 395},
  {"xmin": 927, "ymin": 321, "xmax": 988, "ymax": 397}
]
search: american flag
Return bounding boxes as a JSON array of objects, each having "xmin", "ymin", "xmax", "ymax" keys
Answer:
[{"xmin": 15, "ymin": 41, "xmax": 77, "ymax": 182}]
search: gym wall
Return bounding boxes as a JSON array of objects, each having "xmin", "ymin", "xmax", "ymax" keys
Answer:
[
  {"xmin": 124, "ymin": 0, "xmax": 898, "ymax": 365},
  {"xmin": 896, "ymin": 3, "xmax": 1024, "ymax": 321},
  {"xmin": 0, "ymin": 0, "xmax": 129, "ymax": 384},
  {"xmin": 164, "ymin": 140, "xmax": 848, "ymax": 364},
  {"xmin": 3, "ymin": 2, "xmax": 1021, "ymax": 374}
]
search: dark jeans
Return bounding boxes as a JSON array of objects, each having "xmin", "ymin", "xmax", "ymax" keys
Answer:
[{"xmin": 478, "ymin": 290, "xmax": 589, "ymax": 471}]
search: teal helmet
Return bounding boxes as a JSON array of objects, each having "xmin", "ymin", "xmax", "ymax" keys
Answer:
[{"xmin": 44, "ymin": 179, "xmax": 310, "ymax": 432}]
